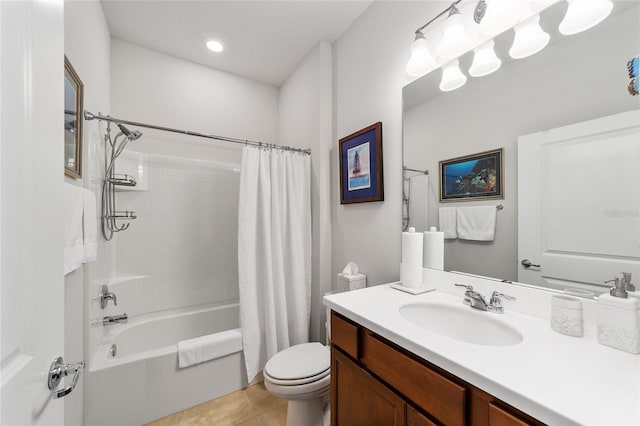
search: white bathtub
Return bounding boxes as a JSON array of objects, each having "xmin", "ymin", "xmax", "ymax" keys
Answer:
[{"xmin": 85, "ymin": 302, "xmax": 247, "ymax": 426}]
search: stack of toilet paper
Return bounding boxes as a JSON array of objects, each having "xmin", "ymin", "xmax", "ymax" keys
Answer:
[{"xmin": 400, "ymin": 228, "xmax": 423, "ymax": 288}]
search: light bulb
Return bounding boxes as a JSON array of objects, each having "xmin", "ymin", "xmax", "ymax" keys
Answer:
[
  {"xmin": 559, "ymin": 0, "xmax": 613, "ymax": 35},
  {"xmin": 437, "ymin": 7, "xmax": 469, "ymax": 60},
  {"xmin": 439, "ymin": 60, "xmax": 467, "ymax": 92},
  {"xmin": 469, "ymin": 40, "xmax": 502, "ymax": 77},
  {"xmin": 479, "ymin": 0, "xmax": 517, "ymax": 36},
  {"xmin": 509, "ymin": 15, "xmax": 550, "ymax": 59},
  {"xmin": 406, "ymin": 32, "xmax": 435, "ymax": 77},
  {"xmin": 206, "ymin": 39, "xmax": 224, "ymax": 53}
]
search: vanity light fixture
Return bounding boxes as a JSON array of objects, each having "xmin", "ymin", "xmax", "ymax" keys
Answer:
[
  {"xmin": 206, "ymin": 39, "xmax": 224, "ymax": 53},
  {"xmin": 509, "ymin": 15, "xmax": 550, "ymax": 59},
  {"xmin": 406, "ymin": 31, "xmax": 436, "ymax": 77},
  {"xmin": 437, "ymin": 5, "xmax": 469, "ymax": 59},
  {"xmin": 439, "ymin": 60, "xmax": 467, "ymax": 92},
  {"xmin": 406, "ymin": 0, "xmax": 614, "ymax": 92},
  {"xmin": 559, "ymin": 0, "xmax": 614, "ymax": 35},
  {"xmin": 469, "ymin": 40, "xmax": 502, "ymax": 77}
]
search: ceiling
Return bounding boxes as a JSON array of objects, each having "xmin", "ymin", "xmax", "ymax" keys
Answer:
[{"xmin": 101, "ymin": 0, "xmax": 372, "ymax": 87}]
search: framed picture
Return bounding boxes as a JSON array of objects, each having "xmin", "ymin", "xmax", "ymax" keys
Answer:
[
  {"xmin": 64, "ymin": 56, "xmax": 83, "ymax": 179},
  {"xmin": 439, "ymin": 148, "xmax": 503, "ymax": 201},
  {"xmin": 339, "ymin": 122, "xmax": 383, "ymax": 204}
]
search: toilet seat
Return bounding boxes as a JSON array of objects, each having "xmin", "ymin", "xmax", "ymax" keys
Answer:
[{"xmin": 264, "ymin": 342, "xmax": 330, "ymax": 386}]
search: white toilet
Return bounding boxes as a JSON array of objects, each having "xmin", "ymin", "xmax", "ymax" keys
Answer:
[{"xmin": 263, "ymin": 342, "xmax": 330, "ymax": 426}]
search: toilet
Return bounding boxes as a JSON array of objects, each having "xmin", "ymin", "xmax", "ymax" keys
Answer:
[{"xmin": 263, "ymin": 342, "xmax": 330, "ymax": 426}]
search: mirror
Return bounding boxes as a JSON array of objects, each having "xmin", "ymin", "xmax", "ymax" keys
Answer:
[
  {"xmin": 402, "ymin": 1, "xmax": 640, "ymax": 290},
  {"xmin": 64, "ymin": 56, "xmax": 83, "ymax": 179}
]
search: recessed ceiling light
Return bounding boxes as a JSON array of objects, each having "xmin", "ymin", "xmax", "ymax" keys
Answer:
[{"xmin": 206, "ymin": 39, "xmax": 224, "ymax": 53}]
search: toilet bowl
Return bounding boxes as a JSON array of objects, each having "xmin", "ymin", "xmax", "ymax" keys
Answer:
[{"xmin": 263, "ymin": 342, "xmax": 330, "ymax": 426}]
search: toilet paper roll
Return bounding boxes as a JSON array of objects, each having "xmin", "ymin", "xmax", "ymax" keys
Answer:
[
  {"xmin": 402, "ymin": 227, "xmax": 423, "ymax": 266},
  {"xmin": 400, "ymin": 262, "xmax": 423, "ymax": 289},
  {"xmin": 423, "ymin": 227, "xmax": 444, "ymax": 271}
]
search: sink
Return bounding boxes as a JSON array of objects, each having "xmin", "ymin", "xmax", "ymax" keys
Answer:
[{"xmin": 399, "ymin": 302, "xmax": 523, "ymax": 346}]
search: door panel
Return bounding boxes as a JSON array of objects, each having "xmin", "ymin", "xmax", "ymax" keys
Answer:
[
  {"xmin": 518, "ymin": 110, "xmax": 640, "ymax": 292},
  {"xmin": 1, "ymin": 1, "xmax": 65, "ymax": 424}
]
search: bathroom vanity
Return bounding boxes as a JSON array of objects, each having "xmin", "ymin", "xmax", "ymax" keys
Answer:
[{"xmin": 324, "ymin": 271, "xmax": 640, "ymax": 426}]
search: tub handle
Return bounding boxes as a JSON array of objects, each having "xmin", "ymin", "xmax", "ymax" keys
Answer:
[{"xmin": 47, "ymin": 356, "xmax": 85, "ymax": 399}]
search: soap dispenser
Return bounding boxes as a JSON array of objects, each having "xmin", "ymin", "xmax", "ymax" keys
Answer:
[{"xmin": 597, "ymin": 274, "xmax": 640, "ymax": 354}]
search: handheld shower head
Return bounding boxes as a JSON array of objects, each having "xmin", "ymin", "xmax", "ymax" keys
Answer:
[
  {"xmin": 128, "ymin": 130, "xmax": 143, "ymax": 141},
  {"xmin": 117, "ymin": 123, "xmax": 143, "ymax": 141}
]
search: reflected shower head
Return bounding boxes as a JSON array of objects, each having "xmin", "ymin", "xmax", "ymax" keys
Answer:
[{"xmin": 117, "ymin": 123, "xmax": 143, "ymax": 141}]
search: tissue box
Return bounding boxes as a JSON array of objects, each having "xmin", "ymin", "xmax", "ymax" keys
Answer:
[{"xmin": 337, "ymin": 273, "xmax": 366, "ymax": 293}]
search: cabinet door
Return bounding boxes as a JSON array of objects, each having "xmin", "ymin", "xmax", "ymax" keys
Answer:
[
  {"xmin": 407, "ymin": 406, "xmax": 437, "ymax": 426},
  {"xmin": 331, "ymin": 347, "xmax": 406, "ymax": 426}
]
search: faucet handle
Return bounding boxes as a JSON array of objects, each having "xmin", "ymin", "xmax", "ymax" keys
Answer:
[
  {"xmin": 489, "ymin": 291, "xmax": 516, "ymax": 313},
  {"xmin": 454, "ymin": 283, "xmax": 474, "ymax": 292}
]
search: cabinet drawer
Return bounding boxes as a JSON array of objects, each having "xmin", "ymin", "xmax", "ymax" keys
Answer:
[
  {"xmin": 361, "ymin": 332, "xmax": 466, "ymax": 425},
  {"xmin": 331, "ymin": 311, "xmax": 359, "ymax": 359},
  {"xmin": 407, "ymin": 406, "xmax": 438, "ymax": 426},
  {"xmin": 489, "ymin": 403, "xmax": 532, "ymax": 426}
]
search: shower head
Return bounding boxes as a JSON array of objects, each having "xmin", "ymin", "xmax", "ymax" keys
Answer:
[
  {"xmin": 117, "ymin": 123, "xmax": 131, "ymax": 136},
  {"xmin": 117, "ymin": 123, "xmax": 143, "ymax": 141}
]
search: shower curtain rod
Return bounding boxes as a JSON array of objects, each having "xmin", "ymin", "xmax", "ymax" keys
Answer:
[{"xmin": 83, "ymin": 110, "xmax": 311, "ymax": 155}]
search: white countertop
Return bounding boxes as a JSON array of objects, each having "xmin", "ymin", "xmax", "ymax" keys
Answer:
[{"xmin": 324, "ymin": 283, "xmax": 640, "ymax": 426}]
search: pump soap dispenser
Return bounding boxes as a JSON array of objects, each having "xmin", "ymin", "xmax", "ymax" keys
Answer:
[{"xmin": 597, "ymin": 274, "xmax": 640, "ymax": 354}]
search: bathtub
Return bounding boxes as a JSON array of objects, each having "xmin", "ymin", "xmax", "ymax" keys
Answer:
[{"xmin": 84, "ymin": 302, "xmax": 247, "ymax": 426}]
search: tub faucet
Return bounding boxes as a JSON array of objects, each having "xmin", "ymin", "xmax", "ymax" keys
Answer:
[
  {"xmin": 100, "ymin": 285, "xmax": 117, "ymax": 309},
  {"xmin": 103, "ymin": 313, "xmax": 128, "ymax": 326}
]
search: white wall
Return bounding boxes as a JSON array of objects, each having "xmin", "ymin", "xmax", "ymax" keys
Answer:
[
  {"xmin": 278, "ymin": 41, "xmax": 333, "ymax": 342},
  {"xmin": 332, "ymin": 2, "xmax": 444, "ymax": 288},
  {"xmin": 404, "ymin": 5, "xmax": 640, "ymax": 282},
  {"xmin": 63, "ymin": 1, "xmax": 111, "ymax": 424},
  {"xmin": 104, "ymin": 39, "xmax": 279, "ymax": 319}
]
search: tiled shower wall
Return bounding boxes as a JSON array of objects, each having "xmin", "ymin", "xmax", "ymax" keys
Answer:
[{"xmin": 88, "ymin": 147, "xmax": 240, "ymax": 363}]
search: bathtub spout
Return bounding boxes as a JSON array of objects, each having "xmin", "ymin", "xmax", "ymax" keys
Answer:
[{"xmin": 103, "ymin": 313, "xmax": 128, "ymax": 326}]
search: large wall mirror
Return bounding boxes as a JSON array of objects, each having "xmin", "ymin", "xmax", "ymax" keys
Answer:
[
  {"xmin": 403, "ymin": 1, "xmax": 640, "ymax": 294},
  {"xmin": 64, "ymin": 56, "xmax": 83, "ymax": 179}
]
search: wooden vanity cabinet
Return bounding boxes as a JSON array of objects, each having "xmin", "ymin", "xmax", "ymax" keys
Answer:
[{"xmin": 330, "ymin": 311, "xmax": 544, "ymax": 426}]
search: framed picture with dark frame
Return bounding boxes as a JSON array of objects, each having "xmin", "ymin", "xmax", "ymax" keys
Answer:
[
  {"xmin": 64, "ymin": 56, "xmax": 83, "ymax": 179},
  {"xmin": 439, "ymin": 148, "xmax": 503, "ymax": 201},
  {"xmin": 339, "ymin": 122, "xmax": 383, "ymax": 204}
]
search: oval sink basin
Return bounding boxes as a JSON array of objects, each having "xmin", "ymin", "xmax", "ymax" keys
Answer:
[{"xmin": 399, "ymin": 302, "xmax": 523, "ymax": 347}]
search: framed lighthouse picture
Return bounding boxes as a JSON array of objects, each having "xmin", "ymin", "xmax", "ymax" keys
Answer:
[{"xmin": 339, "ymin": 122, "xmax": 383, "ymax": 204}]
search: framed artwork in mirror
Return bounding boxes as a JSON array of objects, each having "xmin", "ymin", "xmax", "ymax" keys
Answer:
[
  {"xmin": 439, "ymin": 148, "xmax": 503, "ymax": 201},
  {"xmin": 64, "ymin": 56, "xmax": 83, "ymax": 179},
  {"xmin": 339, "ymin": 122, "xmax": 383, "ymax": 204}
]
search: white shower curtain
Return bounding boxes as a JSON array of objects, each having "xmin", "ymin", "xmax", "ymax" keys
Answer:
[{"xmin": 238, "ymin": 145, "xmax": 312, "ymax": 382}]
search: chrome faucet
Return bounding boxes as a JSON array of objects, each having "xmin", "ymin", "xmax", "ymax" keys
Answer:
[
  {"xmin": 454, "ymin": 284, "xmax": 515, "ymax": 314},
  {"xmin": 99, "ymin": 285, "xmax": 117, "ymax": 309},
  {"xmin": 103, "ymin": 313, "xmax": 128, "ymax": 326}
]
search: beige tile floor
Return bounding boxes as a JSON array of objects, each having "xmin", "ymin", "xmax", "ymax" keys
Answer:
[{"xmin": 145, "ymin": 382, "xmax": 287, "ymax": 426}]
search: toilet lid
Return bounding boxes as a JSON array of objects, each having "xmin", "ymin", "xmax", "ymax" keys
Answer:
[{"xmin": 264, "ymin": 342, "xmax": 329, "ymax": 381}]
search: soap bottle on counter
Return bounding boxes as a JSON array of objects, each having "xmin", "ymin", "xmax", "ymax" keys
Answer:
[{"xmin": 597, "ymin": 274, "xmax": 640, "ymax": 354}]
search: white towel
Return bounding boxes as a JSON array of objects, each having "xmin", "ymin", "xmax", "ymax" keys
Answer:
[
  {"xmin": 64, "ymin": 184, "xmax": 85, "ymax": 275},
  {"xmin": 178, "ymin": 329, "xmax": 243, "ymax": 368},
  {"xmin": 82, "ymin": 190, "xmax": 97, "ymax": 263},
  {"xmin": 438, "ymin": 207, "xmax": 458, "ymax": 239},
  {"xmin": 456, "ymin": 206, "xmax": 497, "ymax": 241}
]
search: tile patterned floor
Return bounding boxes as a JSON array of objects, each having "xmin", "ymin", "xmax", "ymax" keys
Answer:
[{"xmin": 145, "ymin": 382, "xmax": 287, "ymax": 426}]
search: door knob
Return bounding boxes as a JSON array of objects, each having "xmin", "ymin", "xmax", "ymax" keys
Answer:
[
  {"xmin": 48, "ymin": 356, "xmax": 84, "ymax": 399},
  {"xmin": 521, "ymin": 259, "xmax": 541, "ymax": 268}
]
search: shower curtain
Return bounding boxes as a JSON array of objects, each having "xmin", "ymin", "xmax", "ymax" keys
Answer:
[{"xmin": 238, "ymin": 145, "xmax": 311, "ymax": 382}]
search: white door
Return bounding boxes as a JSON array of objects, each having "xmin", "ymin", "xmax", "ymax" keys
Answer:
[
  {"xmin": 1, "ymin": 1, "xmax": 67, "ymax": 424},
  {"xmin": 518, "ymin": 110, "xmax": 640, "ymax": 294}
]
